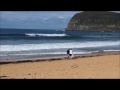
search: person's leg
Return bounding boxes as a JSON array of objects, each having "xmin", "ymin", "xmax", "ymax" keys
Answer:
[
  {"xmin": 69, "ymin": 54, "xmax": 72, "ymax": 59},
  {"xmin": 68, "ymin": 54, "xmax": 70, "ymax": 59}
]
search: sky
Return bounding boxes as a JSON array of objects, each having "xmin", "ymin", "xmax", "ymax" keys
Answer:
[
  {"xmin": 0, "ymin": 11, "xmax": 120, "ymax": 29},
  {"xmin": 0, "ymin": 11, "xmax": 80, "ymax": 29}
]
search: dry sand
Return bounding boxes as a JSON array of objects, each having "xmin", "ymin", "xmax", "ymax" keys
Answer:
[{"xmin": 0, "ymin": 54, "xmax": 120, "ymax": 79}]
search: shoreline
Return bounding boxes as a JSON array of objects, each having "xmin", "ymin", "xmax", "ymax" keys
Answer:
[
  {"xmin": 0, "ymin": 51, "xmax": 120, "ymax": 64},
  {"xmin": 0, "ymin": 53, "xmax": 119, "ymax": 79}
]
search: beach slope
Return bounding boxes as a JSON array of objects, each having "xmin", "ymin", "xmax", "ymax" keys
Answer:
[{"xmin": 0, "ymin": 54, "xmax": 120, "ymax": 79}]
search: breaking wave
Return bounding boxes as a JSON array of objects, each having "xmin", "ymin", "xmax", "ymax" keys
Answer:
[
  {"xmin": 25, "ymin": 33, "xmax": 69, "ymax": 37},
  {"xmin": 1, "ymin": 40, "xmax": 120, "ymax": 51}
]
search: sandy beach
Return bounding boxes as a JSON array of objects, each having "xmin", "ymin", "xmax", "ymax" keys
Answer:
[{"xmin": 0, "ymin": 54, "xmax": 120, "ymax": 79}]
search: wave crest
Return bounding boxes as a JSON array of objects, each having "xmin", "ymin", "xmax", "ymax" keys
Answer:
[{"xmin": 25, "ymin": 33, "xmax": 69, "ymax": 37}]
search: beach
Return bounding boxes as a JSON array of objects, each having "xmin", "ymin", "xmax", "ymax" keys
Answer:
[
  {"xmin": 0, "ymin": 53, "xmax": 120, "ymax": 79},
  {"xmin": 1, "ymin": 12, "xmax": 120, "ymax": 79}
]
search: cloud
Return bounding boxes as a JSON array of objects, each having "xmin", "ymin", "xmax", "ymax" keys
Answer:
[
  {"xmin": 0, "ymin": 12, "xmax": 30, "ymax": 22},
  {"xmin": 111, "ymin": 11, "xmax": 120, "ymax": 13},
  {"xmin": 43, "ymin": 18, "xmax": 49, "ymax": 20},
  {"xmin": 0, "ymin": 11, "xmax": 79, "ymax": 29},
  {"xmin": 58, "ymin": 16, "xmax": 65, "ymax": 19},
  {"xmin": 0, "ymin": 11, "xmax": 78, "ymax": 21}
]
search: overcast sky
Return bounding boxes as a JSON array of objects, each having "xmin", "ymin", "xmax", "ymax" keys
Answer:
[{"xmin": 0, "ymin": 11, "xmax": 120, "ymax": 29}]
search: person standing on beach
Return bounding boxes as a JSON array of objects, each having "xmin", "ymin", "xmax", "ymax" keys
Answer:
[{"xmin": 67, "ymin": 49, "xmax": 73, "ymax": 59}]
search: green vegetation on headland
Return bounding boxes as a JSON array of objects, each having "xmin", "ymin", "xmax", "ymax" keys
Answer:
[{"xmin": 65, "ymin": 11, "xmax": 120, "ymax": 31}]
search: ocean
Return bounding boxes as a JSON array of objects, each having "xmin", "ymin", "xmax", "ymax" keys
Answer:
[{"xmin": 0, "ymin": 28, "xmax": 120, "ymax": 62}]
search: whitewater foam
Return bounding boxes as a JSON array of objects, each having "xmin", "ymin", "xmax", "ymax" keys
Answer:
[
  {"xmin": 25, "ymin": 33, "xmax": 69, "ymax": 37},
  {"xmin": 103, "ymin": 50, "xmax": 120, "ymax": 52},
  {"xmin": 0, "ymin": 41, "xmax": 120, "ymax": 52},
  {"xmin": 0, "ymin": 51, "xmax": 92, "ymax": 56}
]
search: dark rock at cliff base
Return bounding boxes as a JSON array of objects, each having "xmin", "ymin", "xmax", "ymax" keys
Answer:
[{"xmin": 65, "ymin": 11, "xmax": 120, "ymax": 31}]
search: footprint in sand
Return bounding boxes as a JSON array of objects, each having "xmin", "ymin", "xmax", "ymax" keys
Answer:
[
  {"xmin": 0, "ymin": 76, "xmax": 8, "ymax": 79},
  {"xmin": 27, "ymin": 74, "xmax": 31, "ymax": 75},
  {"xmin": 71, "ymin": 64, "xmax": 78, "ymax": 68}
]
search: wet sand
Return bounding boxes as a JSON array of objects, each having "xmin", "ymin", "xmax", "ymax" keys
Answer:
[{"xmin": 0, "ymin": 53, "xmax": 120, "ymax": 79}]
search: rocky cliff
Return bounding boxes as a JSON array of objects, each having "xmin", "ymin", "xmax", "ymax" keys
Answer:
[{"xmin": 66, "ymin": 11, "xmax": 120, "ymax": 31}]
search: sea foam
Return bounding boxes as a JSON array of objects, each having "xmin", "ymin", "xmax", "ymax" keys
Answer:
[
  {"xmin": 1, "ymin": 41, "xmax": 120, "ymax": 52},
  {"xmin": 25, "ymin": 33, "xmax": 69, "ymax": 37}
]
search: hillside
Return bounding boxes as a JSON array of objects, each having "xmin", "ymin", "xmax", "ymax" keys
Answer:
[{"xmin": 65, "ymin": 11, "xmax": 120, "ymax": 31}]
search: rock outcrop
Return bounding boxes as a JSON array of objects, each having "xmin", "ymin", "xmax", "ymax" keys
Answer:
[{"xmin": 66, "ymin": 11, "xmax": 120, "ymax": 31}]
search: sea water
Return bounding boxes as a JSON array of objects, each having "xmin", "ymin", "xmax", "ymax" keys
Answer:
[{"xmin": 0, "ymin": 28, "xmax": 120, "ymax": 61}]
